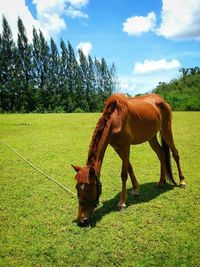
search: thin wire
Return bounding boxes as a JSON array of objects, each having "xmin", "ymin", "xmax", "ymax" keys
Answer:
[{"xmin": 0, "ymin": 139, "xmax": 77, "ymax": 197}]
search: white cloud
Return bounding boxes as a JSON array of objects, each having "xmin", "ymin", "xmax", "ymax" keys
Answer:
[
  {"xmin": 67, "ymin": 0, "xmax": 89, "ymax": 7},
  {"xmin": 65, "ymin": 6, "xmax": 88, "ymax": 18},
  {"xmin": 118, "ymin": 75, "xmax": 156, "ymax": 95},
  {"xmin": 118, "ymin": 77, "xmax": 136, "ymax": 92},
  {"xmin": 32, "ymin": 0, "xmax": 65, "ymax": 14},
  {"xmin": 33, "ymin": 0, "xmax": 89, "ymax": 39},
  {"xmin": 0, "ymin": 0, "xmax": 89, "ymax": 41},
  {"xmin": 123, "ymin": 0, "xmax": 200, "ymax": 40},
  {"xmin": 118, "ymin": 69, "xmax": 180, "ymax": 95},
  {"xmin": 156, "ymin": 0, "xmax": 200, "ymax": 40},
  {"xmin": 123, "ymin": 12, "xmax": 156, "ymax": 36},
  {"xmin": 77, "ymin": 42, "xmax": 92, "ymax": 56},
  {"xmin": 118, "ymin": 75, "xmax": 157, "ymax": 95},
  {"xmin": 0, "ymin": 0, "xmax": 39, "ymax": 41},
  {"xmin": 133, "ymin": 59, "xmax": 181, "ymax": 74},
  {"xmin": 119, "ymin": 58, "xmax": 182, "ymax": 95},
  {"xmin": 33, "ymin": 0, "xmax": 67, "ymax": 39}
]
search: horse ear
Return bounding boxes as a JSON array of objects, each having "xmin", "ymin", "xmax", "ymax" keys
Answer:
[{"xmin": 71, "ymin": 165, "xmax": 81, "ymax": 173}]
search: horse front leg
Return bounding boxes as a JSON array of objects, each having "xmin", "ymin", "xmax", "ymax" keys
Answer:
[
  {"xmin": 117, "ymin": 146, "xmax": 130, "ymax": 210},
  {"xmin": 114, "ymin": 146, "xmax": 139, "ymax": 197}
]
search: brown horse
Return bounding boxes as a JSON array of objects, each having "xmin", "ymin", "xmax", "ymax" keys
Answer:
[{"xmin": 72, "ymin": 93, "xmax": 186, "ymax": 226}]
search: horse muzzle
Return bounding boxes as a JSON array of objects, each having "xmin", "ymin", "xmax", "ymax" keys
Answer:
[{"xmin": 77, "ymin": 217, "xmax": 91, "ymax": 227}]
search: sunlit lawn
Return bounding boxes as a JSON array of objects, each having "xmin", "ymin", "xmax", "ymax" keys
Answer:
[{"xmin": 0, "ymin": 112, "xmax": 200, "ymax": 266}]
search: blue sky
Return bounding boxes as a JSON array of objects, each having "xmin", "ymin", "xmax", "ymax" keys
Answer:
[{"xmin": 0, "ymin": 0, "xmax": 200, "ymax": 94}]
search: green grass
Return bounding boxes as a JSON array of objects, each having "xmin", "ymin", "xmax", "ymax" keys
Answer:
[{"xmin": 0, "ymin": 112, "xmax": 200, "ymax": 267}]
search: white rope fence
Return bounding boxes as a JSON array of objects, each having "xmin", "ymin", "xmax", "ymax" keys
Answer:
[{"xmin": 0, "ymin": 139, "xmax": 77, "ymax": 197}]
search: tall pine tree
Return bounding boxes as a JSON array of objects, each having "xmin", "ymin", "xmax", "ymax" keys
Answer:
[
  {"xmin": 60, "ymin": 39, "xmax": 70, "ymax": 111},
  {"xmin": 17, "ymin": 17, "xmax": 34, "ymax": 112},
  {"xmin": 48, "ymin": 38, "xmax": 60, "ymax": 110},
  {"xmin": 0, "ymin": 15, "xmax": 116, "ymax": 113},
  {"xmin": 0, "ymin": 15, "xmax": 16, "ymax": 111},
  {"xmin": 67, "ymin": 41, "xmax": 89, "ymax": 112},
  {"xmin": 38, "ymin": 30, "xmax": 50, "ymax": 111}
]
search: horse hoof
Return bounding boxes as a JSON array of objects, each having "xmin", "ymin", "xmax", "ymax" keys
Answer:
[
  {"xmin": 179, "ymin": 182, "xmax": 187, "ymax": 188},
  {"xmin": 120, "ymin": 205, "xmax": 126, "ymax": 212},
  {"xmin": 131, "ymin": 189, "xmax": 139, "ymax": 196},
  {"xmin": 117, "ymin": 203, "xmax": 126, "ymax": 211}
]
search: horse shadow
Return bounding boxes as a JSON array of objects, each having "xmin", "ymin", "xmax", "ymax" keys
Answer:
[{"xmin": 92, "ymin": 182, "xmax": 175, "ymax": 226}]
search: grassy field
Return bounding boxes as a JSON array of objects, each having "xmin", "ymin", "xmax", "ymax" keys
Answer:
[{"xmin": 0, "ymin": 112, "xmax": 200, "ymax": 266}]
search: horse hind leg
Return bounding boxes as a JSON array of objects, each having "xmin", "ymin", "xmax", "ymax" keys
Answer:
[
  {"xmin": 149, "ymin": 136, "xmax": 167, "ymax": 187},
  {"xmin": 161, "ymin": 125, "xmax": 187, "ymax": 188},
  {"xmin": 128, "ymin": 162, "xmax": 139, "ymax": 196}
]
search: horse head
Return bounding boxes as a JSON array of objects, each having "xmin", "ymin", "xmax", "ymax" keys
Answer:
[{"xmin": 72, "ymin": 165, "xmax": 102, "ymax": 227}]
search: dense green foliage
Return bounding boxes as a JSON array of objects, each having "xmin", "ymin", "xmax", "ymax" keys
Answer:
[
  {"xmin": 152, "ymin": 67, "xmax": 200, "ymax": 111},
  {"xmin": 0, "ymin": 16, "xmax": 116, "ymax": 113},
  {"xmin": 0, "ymin": 112, "xmax": 200, "ymax": 266}
]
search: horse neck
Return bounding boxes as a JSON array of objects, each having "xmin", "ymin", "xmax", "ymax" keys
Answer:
[{"xmin": 87, "ymin": 118, "xmax": 112, "ymax": 173}]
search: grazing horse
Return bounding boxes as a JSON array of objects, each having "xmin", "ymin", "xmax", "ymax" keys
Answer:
[{"xmin": 72, "ymin": 93, "xmax": 186, "ymax": 227}]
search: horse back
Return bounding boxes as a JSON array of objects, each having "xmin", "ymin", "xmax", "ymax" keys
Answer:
[{"xmin": 108, "ymin": 94, "xmax": 171, "ymax": 145}]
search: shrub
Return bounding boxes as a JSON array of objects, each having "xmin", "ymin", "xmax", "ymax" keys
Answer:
[{"xmin": 74, "ymin": 107, "xmax": 85, "ymax": 113}]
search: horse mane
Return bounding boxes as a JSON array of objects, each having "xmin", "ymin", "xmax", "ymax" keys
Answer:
[{"xmin": 87, "ymin": 94, "xmax": 128, "ymax": 166}]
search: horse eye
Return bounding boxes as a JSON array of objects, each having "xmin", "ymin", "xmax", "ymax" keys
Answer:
[{"xmin": 76, "ymin": 183, "xmax": 85, "ymax": 191}]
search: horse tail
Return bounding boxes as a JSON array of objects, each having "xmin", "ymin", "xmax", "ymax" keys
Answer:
[{"xmin": 161, "ymin": 137, "xmax": 177, "ymax": 185}]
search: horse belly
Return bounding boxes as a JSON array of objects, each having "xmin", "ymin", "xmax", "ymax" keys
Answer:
[
  {"xmin": 128, "ymin": 106, "xmax": 161, "ymax": 144},
  {"xmin": 131, "ymin": 121, "xmax": 160, "ymax": 144}
]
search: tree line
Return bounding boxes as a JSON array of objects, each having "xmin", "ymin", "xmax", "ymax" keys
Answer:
[
  {"xmin": 0, "ymin": 16, "xmax": 117, "ymax": 113},
  {"xmin": 152, "ymin": 67, "xmax": 200, "ymax": 111}
]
